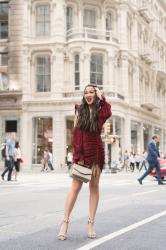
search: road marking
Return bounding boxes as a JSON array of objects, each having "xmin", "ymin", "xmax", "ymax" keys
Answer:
[
  {"xmin": 103, "ymin": 189, "xmax": 157, "ymax": 203},
  {"xmin": 76, "ymin": 210, "xmax": 166, "ymax": 250},
  {"xmin": 134, "ymin": 190, "xmax": 157, "ymax": 196}
]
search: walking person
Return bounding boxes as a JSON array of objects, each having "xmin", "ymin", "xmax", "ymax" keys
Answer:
[
  {"xmin": 58, "ymin": 85, "xmax": 112, "ymax": 240},
  {"xmin": 135, "ymin": 153, "xmax": 141, "ymax": 171},
  {"xmin": 13, "ymin": 141, "xmax": 22, "ymax": 181},
  {"xmin": 48, "ymin": 150, "xmax": 54, "ymax": 171},
  {"xmin": 137, "ymin": 135, "xmax": 163, "ymax": 185},
  {"xmin": 129, "ymin": 152, "xmax": 135, "ymax": 172},
  {"xmin": 123, "ymin": 150, "xmax": 129, "ymax": 171},
  {"xmin": 1, "ymin": 133, "xmax": 16, "ymax": 181},
  {"xmin": 41, "ymin": 148, "xmax": 49, "ymax": 172},
  {"xmin": 139, "ymin": 151, "xmax": 148, "ymax": 172}
]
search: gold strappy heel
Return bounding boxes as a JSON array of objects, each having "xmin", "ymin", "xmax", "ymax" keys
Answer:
[
  {"xmin": 58, "ymin": 218, "xmax": 70, "ymax": 241},
  {"xmin": 88, "ymin": 218, "xmax": 96, "ymax": 239}
]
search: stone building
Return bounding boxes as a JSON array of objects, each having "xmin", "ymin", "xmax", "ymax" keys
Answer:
[{"xmin": 0, "ymin": 0, "xmax": 166, "ymax": 169}]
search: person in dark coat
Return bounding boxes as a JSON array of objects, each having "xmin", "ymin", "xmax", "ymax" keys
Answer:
[
  {"xmin": 137, "ymin": 135, "xmax": 163, "ymax": 185},
  {"xmin": 58, "ymin": 85, "xmax": 112, "ymax": 240}
]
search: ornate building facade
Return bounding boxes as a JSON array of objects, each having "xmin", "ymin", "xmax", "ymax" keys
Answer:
[{"xmin": 0, "ymin": 0, "xmax": 166, "ymax": 169}]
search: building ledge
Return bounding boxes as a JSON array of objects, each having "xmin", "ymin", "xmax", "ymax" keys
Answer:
[
  {"xmin": 0, "ymin": 90, "xmax": 22, "ymax": 110},
  {"xmin": 141, "ymin": 103, "xmax": 160, "ymax": 110}
]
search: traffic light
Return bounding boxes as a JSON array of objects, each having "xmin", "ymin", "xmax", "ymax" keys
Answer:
[{"xmin": 104, "ymin": 122, "xmax": 110, "ymax": 134}]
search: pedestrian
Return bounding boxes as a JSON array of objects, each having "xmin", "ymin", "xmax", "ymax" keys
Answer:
[
  {"xmin": 58, "ymin": 85, "xmax": 112, "ymax": 240},
  {"xmin": 137, "ymin": 135, "xmax": 163, "ymax": 185},
  {"xmin": 48, "ymin": 150, "xmax": 54, "ymax": 171},
  {"xmin": 135, "ymin": 153, "xmax": 141, "ymax": 170},
  {"xmin": 139, "ymin": 151, "xmax": 148, "ymax": 172},
  {"xmin": 123, "ymin": 150, "xmax": 129, "ymax": 171},
  {"xmin": 66, "ymin": 149, "xmax": 73, "ymax": 171},
  {"xmin": 129, "ymin": 152, "xmax": 135, "ymax": 172},
  {"xmin": 13, "ymin": 141, "xmax": 22, "ymax": 181},
  {"xmin": 1, "ymin": 132, "xmax": 16, "ymax": 181},
  {"xmin": 41, "ymin": 148, "xmax": 49, "ymax": 172}
]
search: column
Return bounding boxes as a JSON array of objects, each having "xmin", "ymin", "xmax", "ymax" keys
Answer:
[
  {"xmin": 20, "ymin": 111, "xmax": 32, "ymax": 170},
  {"xmin": 160, "ymin": 129, "xmax": 164, "ymax": 154},
  {"xmin": 54, "ymin": 0, "xmax": 65, "ymax": 43},
  {"xmin": 82, "ymin": 53, "xmax": 90, "ymax": 89},
  {"xmin": 108, "ymin": 54, "xmax": 115, "ymax": 92},
  {"xmin": 78, "ymin": 4, "xmax": 83, "ymax": 33},
  {"xmin": 140, "ymin": 122, "xmax": 144, "ymax": 153},
  {"xmin": 124, "ymin": 116, "xmax": 131, "ymax": 152},
  {"xmin": 53, "ymin": 113, "xmax": 66, "ymax": 170},
  {"xmin": 133, "ymin": 66, "xmax": 140, "ymax": 106},
  {"xmin": 8, "ymin": 0, "xmax": 25, "ymax": 90},
  {"xmin": 52, "ymin": 47, "xmax": 64, "ymax": 98},
  {"xmin": 120, "ymin": 55, "xmax": 129, "ymax": 101},
  {"xmin": 119, "ymin": 6, "xmax": 128, "ymax": 50}
]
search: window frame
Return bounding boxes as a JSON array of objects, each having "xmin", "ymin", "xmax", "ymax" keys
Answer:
[
  {"xmin": 74, "ymin": 54, "xmax": 80, "ymax": 90},
  {"xmin": 35, "ymin": 54, "xmax": 51, "ymax": 93},
  {"xmin": 90, "ymin": 53, "xmax": 103, "ymax": 88},
  {"xmin": 36, "ymin": 4, "xmax": 50, "ymax": 37},
  {"xmin": 0, "ymin": 1, "xmax": 8, "ymax": 39}
]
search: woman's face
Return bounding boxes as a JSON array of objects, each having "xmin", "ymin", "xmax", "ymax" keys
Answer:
[{"xmin": 84, "ymin": 86, "xmax": 96, "ymax": 105}]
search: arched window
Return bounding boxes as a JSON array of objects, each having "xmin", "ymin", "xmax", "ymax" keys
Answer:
[
  {"xmin": 74, "ymin": 54, "xmax": 80, "ymax": 90},
  {"xmin": 35, "ymin": 55, "xmax": 51, "ymax": 92},
  {"xmin": 90, "ymin": 53, "xmax": 103, "ymax": 87},
  {"xmin": 36, "ymin": 4, "xmax": 50, "ymax": 36},
  {"xmin": 106, "ymin": 12, "xmax": 113, "ymax": 31},
  {"xmin": 66, "ymin": 6, "xmax": 73, "ymax": 31}
]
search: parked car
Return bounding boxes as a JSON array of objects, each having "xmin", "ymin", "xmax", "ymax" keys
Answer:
[{"xmin": 150, "ymin": 159, "xmax": 166, "ymax": 180}]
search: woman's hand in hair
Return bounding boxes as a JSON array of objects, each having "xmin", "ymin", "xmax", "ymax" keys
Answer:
[{"xmin": 95, "ymin": 87, "xmax": 102, "ymax": 100}]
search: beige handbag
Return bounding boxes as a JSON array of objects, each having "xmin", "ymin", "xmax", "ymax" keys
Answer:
[{"xmin": 70, "ymin": 163, "xmax": 92, "ymax": 183}]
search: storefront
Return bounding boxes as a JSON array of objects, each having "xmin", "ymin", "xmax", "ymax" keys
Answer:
[{"xmin": 32, "ymin": 117, "xmax": 53, "ymax": 164}]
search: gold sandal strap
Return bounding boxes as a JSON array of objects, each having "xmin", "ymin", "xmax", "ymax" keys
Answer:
[
  {"xmin": 88, "ymin": 218, "xmax": 95, "ymax": 224},
  {"xmin": 63, "ymin": 218, "xmax": 70, "ymax": 223}
]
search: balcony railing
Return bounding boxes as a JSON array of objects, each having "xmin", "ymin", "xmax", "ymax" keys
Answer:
[
  {"xmin": 66, "ymin": 28, "xmax": 119, "ymax": 43},
  {"xmin": 63, "ymin": 90, "xmax": 124, "ymax": 101}
]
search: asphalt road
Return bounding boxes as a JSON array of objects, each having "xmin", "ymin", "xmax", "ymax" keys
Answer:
[{"xmin": 0, "ymin": 171, "xmax": 166, "ymax": 250}]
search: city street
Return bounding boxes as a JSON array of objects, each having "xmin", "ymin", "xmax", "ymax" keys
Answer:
[{"xmin": 0, "ymin": 171, "xmax": 166, "ymax": 250}]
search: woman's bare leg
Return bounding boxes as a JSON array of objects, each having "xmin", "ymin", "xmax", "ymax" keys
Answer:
[
  {"xmin": 58, "ymin": 178, "xmax": 83, "ymax": 239},
  {"xmin": 88, "ymin": 173, "xmax": 101, "ymax": 237}
]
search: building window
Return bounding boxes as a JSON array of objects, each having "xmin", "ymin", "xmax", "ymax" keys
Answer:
[
  {"xmin": 0, "ymin": 52, "xmax": 8, "ymax": 66},
  {"xmin": 83, "ymin": 9, "xmax": 96, "ymax": 28},
  {"xmin": 66, "ymin": 6, "xmax": 73, "ymax": 31},
  {"xmin": 106, "ymin": 12, "xmax": 113, "ymax": 31},
  {"xmin": 36, "ymin": 55, "xmax": 51, "ymax": 92},
  {"xmin": 5, "ymin": 120, "xmax": 17, "ymax": 133},
  {"xmin": 74, "ymin": 54, "xmax": 80, "ymax": 90},
  {"xmin": 0, "ymin": 2, "xmax": 8, "ymax": 39},
  {"xmin": 36, "ymin": 5, "xmax": 50, "ymax": 36},
  {"xmin": 90, "ymin": 53, "xmax": 103, "ymax": 87},
  {"xmin": 0, "ymin": 52, "xmax": 8, "ymax": 90},
  {"xmin": 32, "ymin": 117, "xmax": 52, "ymax": 164}
]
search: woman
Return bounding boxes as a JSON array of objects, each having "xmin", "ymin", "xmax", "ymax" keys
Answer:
[
  {"xmin": 13, "ymin": 141, "xmax": 21, "ymax": 181},
  {"xmin": 58, "ymin": 85, "xmax": 112, "ymax": 240}
]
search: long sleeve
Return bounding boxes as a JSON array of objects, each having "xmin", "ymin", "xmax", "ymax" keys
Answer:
[{"xmin": 98, "ymin": 96, "xmax": 112, "ymax": 127}]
